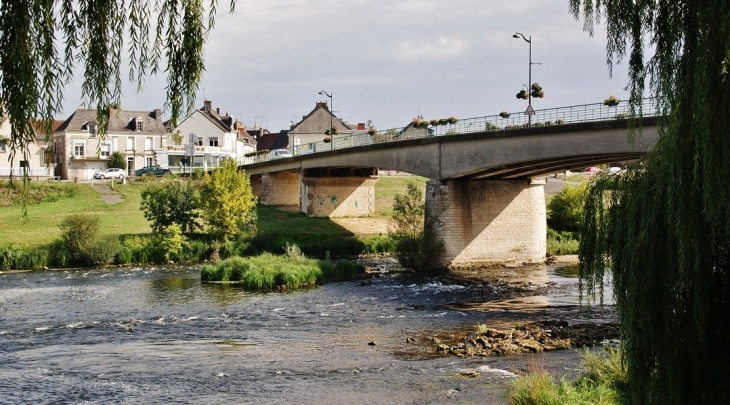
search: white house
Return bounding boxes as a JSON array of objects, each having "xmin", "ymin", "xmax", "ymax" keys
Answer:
[
  {"xmin": 166, "ymin": 100, "xmax": 255, "ymax": 169},
  {"xmin": 0, "ymin": 118, "xmax": 57, "ymax": 179},
  {"xmin": 53, "ymin": 106, "xmax": 167, "ymax": 180}
]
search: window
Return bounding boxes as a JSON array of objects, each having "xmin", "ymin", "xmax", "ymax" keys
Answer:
[
  {"xmin": 101, "ymin": 143, "xmax": 111, "ymax": 158},
  {"xmin": 146, "ymin": 157, "xmax": 154, "ymax": 167},
  {"xmin": 136, "ymin": 119, "xmax": 144, "ymax": 132},
  {"xmin": 0, "ymin": 143, "xmax": 6, "ymax": 153},
  {"xmin": 209, "ymin": 138, "xmax": 218, "ymax": 147},
  {"xmin": 73, "ymin": 141, "xmax": 85, "ymax": 158},
  {"xmin": 127, "ymin": 137, "xmax": 134, "ymax": 150},
  {"xmin": 196, "ymin": 138, "xmax": 203, "ymax": 146},
  {"xmin": 145, "ymin": 137, "xmax": 153, "ymax": 151},
  {"xmin": 89, "ymin": 124, "xmax": 97, "ymax": 137}
]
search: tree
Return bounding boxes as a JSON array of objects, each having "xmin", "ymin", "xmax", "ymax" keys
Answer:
[
  {"xmin": 200, "ymin": 160, "xmax": 257, "ymax": 240},
  {"xmin": 0, "ymin": 0, "xmax": 235, "ymax": 192},
  {"xmin": 389, "ymin": 182, "xmax": 443, "ymax": 271},
  {"xmin": 572, "ymin": 1, "xmax": 730, "ymax": 403},
  {"xmin": 140, "ymin": 180, "xmax": 200, "ymax": 234},
  {"xmin": 107, "ymin": 151, "xmax": 127, "ymax": 170},
  {"xmin": 547, "ymin": 182, "xmax": 587, "ymax": 233}
]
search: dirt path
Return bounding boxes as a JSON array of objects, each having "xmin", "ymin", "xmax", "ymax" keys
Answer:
[{"xmin": 91, "ymin": 183, "xmax": 124, "ymax": 204}]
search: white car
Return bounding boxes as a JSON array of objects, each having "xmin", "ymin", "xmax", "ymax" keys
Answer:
[
  {"xmin": 270, "ymin": 149, "xmax": 293, "ymax": 159},
  {"xmin": 94, "ymin": 168, "xmax": 125, "ymax": 180}
]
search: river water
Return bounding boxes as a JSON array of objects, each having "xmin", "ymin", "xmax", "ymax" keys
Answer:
[{"xmin": 0, "ymin": 263, "xmax": 614, "ymax": 404}]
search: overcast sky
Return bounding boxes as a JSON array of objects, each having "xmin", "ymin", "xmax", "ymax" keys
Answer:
[{"xmin": 62, "ymin": 0, "xmax": 633, "ymax": 132}]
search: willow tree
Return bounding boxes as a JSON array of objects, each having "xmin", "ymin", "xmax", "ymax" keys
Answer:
[
  {"xmin": 572, "ymin": 1, "xmax": 730, "ymax": 404},
  {"xmin": 0, "ymin": 0, "xmax": 234, "ymax": 180}
]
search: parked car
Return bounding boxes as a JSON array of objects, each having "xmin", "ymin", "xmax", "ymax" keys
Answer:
[
  {"xmin": 606, "ymin": 166, "xmax": 622, "ymax": 174},
  {"xmin": 270, "ymin": 149, "xmax": 293, "ymax": 159},
  {"xmin": 93, "ymin": 168, "xmax": 125, "ymax": 180},
  {"xmin": 135, "ymin": 166, "xmax": 171, "ymax": 176},
  {"xmin": 582, "ymin": 166, "xmax": 602, "ymax": 174}
]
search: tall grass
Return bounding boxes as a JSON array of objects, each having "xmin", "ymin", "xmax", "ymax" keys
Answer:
[
  {"xmin": 546, "ymin": 228, "xmax": 580, "ymax": 255},
  {"xmin": 200, "ymin": 251, "xmax": 365, "ymax": 289},
  {"xmin": 507, "ymin": 346, "xmax": 626, "ymax": 405},
  {"xmin": 0, "ymin": 244, "xmax": 48, "ymax": 270}
]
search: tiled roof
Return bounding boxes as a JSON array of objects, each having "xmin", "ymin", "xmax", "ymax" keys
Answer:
[
  {"xmin": 257, "ymin": 130, "xmax": 289, "ymax": 151},
  {"xmin": 55, "ymin": 107, "xmax": 166, "ymax": 134}
]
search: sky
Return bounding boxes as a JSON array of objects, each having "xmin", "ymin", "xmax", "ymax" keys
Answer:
[{"xmin": 61, "ymin": 0, "xmax": 634, "ymax": 133}]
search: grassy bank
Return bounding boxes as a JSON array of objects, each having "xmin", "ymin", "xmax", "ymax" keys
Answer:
[{"xmin": 508, "ymin": 346, "xmax": 626, "ymax": 405}]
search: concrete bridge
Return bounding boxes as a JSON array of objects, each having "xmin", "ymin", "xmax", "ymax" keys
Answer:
[{"xmin": 239, "ymin": 100, "xmax": 659, "ymax": 267}]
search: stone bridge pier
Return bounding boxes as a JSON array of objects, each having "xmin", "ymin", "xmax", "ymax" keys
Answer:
[
  {"xmin": 254, "ymin": 168, "xmax": 378, "ymax": 217},
  {"xmin": 425, "ymin": 179, "xmax": 546, "ymax": 267}
]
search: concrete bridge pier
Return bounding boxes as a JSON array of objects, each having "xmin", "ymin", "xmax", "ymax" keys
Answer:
[
  {"xmin": 259, "ymin": 171, "xmax": 300, "ymax": 208},
  {"xmin": 425, "ymin": 178, "xmax": 546, "ymax": 267},
  {"xmin": 300, "ymin": 171, "xmax": 377, "ymax": 217}
]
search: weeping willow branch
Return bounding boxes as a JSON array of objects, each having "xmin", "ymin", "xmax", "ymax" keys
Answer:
[
  {"xmin": 0, "ymin": 0, "xmax": 235, "ymax": 204},
  {"xmin": 572, "ymin": 1, "xmax": 730, "ymax": 404}
]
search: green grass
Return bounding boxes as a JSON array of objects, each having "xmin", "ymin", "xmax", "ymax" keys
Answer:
[
  {"xmin": 546, "ymin": 229, "xmax": 580, "ymax": 255},
  {"xmin": 200, "ymin": 253, "xmax": 365, "ymax": 288},
  {"xmin": 0, "ymin": 182, "xmax": 152, "ymax": 246},
  {"xmin": 507, "ymin": 346, "xmax": 626, "ymax": 405},
  {"xmin": 374, "ymin": 176, "xmax": 427, "ymax": 217}
]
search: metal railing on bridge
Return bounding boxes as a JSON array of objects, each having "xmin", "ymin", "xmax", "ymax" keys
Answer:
[{"xmin": 237, "ymin": 98, "xmax": 658, "ymax": 166}]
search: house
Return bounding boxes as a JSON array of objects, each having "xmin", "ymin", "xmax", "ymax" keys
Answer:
[
  {"xmin": 287, "ymin": 101, "xmax": 367, "ymax": 151},
  {"xmin": 0, "ymin": 117, "xmax": 62, "ymax": 179},
  {"xmin": 53, "ymin": 106, "xmax": 167, "ymax": 180},
  {"xmin": 166, "ymin": 100, "xmax": 255, "ymax": 169}
]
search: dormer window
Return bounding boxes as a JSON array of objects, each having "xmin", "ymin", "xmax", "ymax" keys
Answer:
[
  {"xmin": 82, "ymin": 121, "xmax": 97, "ymax": 137},
  {"xmin": 136, "ymin": 118, "xmax": 144, "ymax": 132}
]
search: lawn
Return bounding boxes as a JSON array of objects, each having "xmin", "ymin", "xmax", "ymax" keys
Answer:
[
  {"xmin": 0, "ymin": 182, "xmax": 152, "ymax": 246},
  {"xmin": 0, "ymin": 176, "xmax": 424, "ymax": 248}
]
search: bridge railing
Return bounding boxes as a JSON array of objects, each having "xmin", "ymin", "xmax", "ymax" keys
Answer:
[{"xmin": 237, "ymin": 98, "xmax": 658, "ymax": 166}]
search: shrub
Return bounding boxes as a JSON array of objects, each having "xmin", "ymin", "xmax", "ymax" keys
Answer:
[
  {"xmin": 58, "ymin": 213, "xmax": 119, "ymax": 266},
  {"xmin": 0, "ymin": 244, "xmax": 48, "ymax": 270},
  {"xmin": 200, "ymin": 160, "xmax": 257, "ymax": 240},
  {"xmin": 546, "ymin": 228, "xmax": 580, "ymax": 255},
  {"xmin": 390, "ymin": 183, "xmax": 444, "ymax": 271},
  {"xmin": 108, "ymin": 151, "xmax": 127, "ymax": 170},
  {"xmin": 547, "ymin": 183, "xmax": 588, "ymax": 232}
]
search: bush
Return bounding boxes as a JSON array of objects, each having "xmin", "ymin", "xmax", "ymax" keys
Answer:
[
  {"xmin": 390, "ymin": 183, "xmax": 444, "ymax": 271},
  {"xmin": 546, "ymin": 228, "xmax": 580, "ymax": 255},
  {"xmin": 200, "ymin": 160, "xmax": 257, "ymax": 240},
  {"xmin": 59, "ymin": 214, "xmax": 119, "ymax": 266},
  {"xmin": 0, "ymin": 244, "xmax": 48, "ymax": 270},
  {"xmin": 108, "ymin": 151, "xmax": 127, "ymax": 170},
  {"xmin": 547, "ymin": 183, "xmax": 587, "ymax": 232}
]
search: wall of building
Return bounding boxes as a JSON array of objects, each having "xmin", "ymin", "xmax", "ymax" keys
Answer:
[{"xmin": 425, "ymin": 179, "xmax": 546, "ymax": 267}]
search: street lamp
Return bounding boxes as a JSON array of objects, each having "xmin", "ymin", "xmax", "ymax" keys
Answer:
[
  {"xmin": 513, "ymin": 32, "xmax": 537, "ymax": 125},
  {"xmin": 318, "ymin": 90, "xmax": 333, "ymax": 150}
]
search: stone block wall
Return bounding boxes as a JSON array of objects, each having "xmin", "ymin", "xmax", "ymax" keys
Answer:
[
  {"xmin": 425, "ymin": 179, "xmax": 546, "ymax": 266},
  {"xmin": 260, "ymin": 171, "xmax": 300, "ymax": 206},
  {"xmin": 300, "ymin": 177, "xmax": 377, "ymax": 217}
]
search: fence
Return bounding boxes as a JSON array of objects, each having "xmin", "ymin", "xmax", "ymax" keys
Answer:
[{"xmin": 237, "ymin": 98, "xmax": 659, "ymax": 166}]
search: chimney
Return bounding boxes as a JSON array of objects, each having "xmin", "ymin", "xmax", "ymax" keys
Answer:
[
  {"xmin": 204, "ymin": 99, "xmax": 212, "ymax": 112},
  {"xmin": 216, "ymin": 107, "xmax": 220, "ymax": 115},
  {"xmin": 357, "ymin": 123, "xmax": 366, "ymax": 130},
  {"xmin": 154, "ymin": 109, "xmax": 161, "ymax": 121}
]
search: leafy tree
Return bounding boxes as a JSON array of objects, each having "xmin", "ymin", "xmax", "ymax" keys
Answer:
[
  {"xmin": 200, "ymin": 160, "xmax": 257, "ymax": 240},
  {"xmin": 0, "ymin": 0, "xmax": 234, "ymax": 195},
  {"xmin": 547, "ymin": 182, "xmax": 587, "ymax": 233},
  {"xmin": 572, "ymin": 1, "xmax": 730, "ymax": 403},
  {"xmin": 140, "ymin": 180, "xmax": 200, "ymax": 233},
  {"xmin": 389, "ymin": 182, "xmax": 443, "ymax": 271},
  {"xmin": 107, "ymin": 151, "xmax": 127, "ymax": 170}
]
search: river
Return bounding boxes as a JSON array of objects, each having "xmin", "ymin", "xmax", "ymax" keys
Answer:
[{"xmin": 0, "ymin": 262, "xmax": 614, "ymax": 404}]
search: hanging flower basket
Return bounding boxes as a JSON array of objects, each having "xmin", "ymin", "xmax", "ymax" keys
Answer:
[
  {"xmin": 368, "ymin": 128, "xmax": 376, "ymax": 135},
  {"xmin": 323, "ymin": 137, "xmax": 332, "ymax": 143},
  {"xmin": 430, "ymin": 119, "xmax": 439, "ymax": 126},
  {"xmin": 417, "ymin": 121, "xmax": 429, "ymax": 128},
  {"xmin": 604, "ymin": 95, "xmax": 620, "ymax": 107},
  {"xmin": 516, "ymin": 90, "xmax": 529, "ymax": 100},
  {"xmin": 499, "ymin": 111, "xmax": 510, "ymax": 119},
  {"xmin": 447, "ymin": 117, "xmax": 458, "ymax": 124},
  {"xmin": 530, "ymin": 83, "xmax": 545, "ymax": 98}
]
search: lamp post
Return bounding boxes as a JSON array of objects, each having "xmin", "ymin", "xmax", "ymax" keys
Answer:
[
  {"xmin": 513, "ymin": 32, "xmax": 534, "ymax": 125},
  {"xmin": 319, "ymin": 90, "xmax": 333, "ymax": 150}
]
